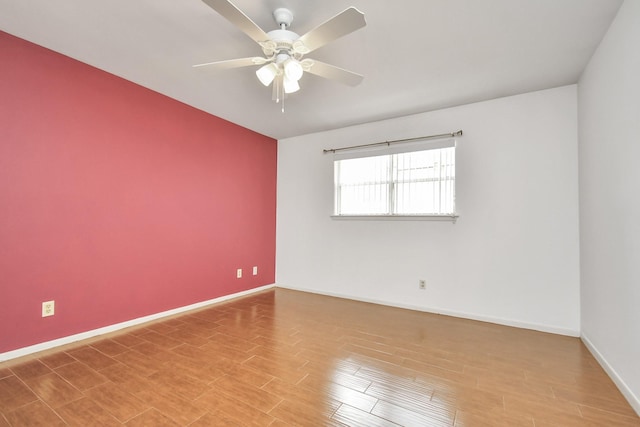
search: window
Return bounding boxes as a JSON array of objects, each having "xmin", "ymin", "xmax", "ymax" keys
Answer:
[{"xmin": 333, "ymin": 143, "xmax": 455, "ymax": 217}]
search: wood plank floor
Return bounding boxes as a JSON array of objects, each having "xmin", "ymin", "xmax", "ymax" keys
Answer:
[{"xmin": 1, "ymin": 288, "xmax": 638, "ymax": 426}]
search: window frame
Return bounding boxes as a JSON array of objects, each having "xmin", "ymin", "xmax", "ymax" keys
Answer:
[{"xmin": 331, "ymin": 139, "xmax": 458, "ymax": 221}]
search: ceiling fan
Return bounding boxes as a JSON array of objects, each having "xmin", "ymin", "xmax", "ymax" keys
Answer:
[{"xmin": 194, "ymin": 0, "xmax": 366, "ymax": 111}]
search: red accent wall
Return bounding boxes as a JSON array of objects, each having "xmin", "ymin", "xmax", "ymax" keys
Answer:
[{"xmin": 0, "ymin": 31, "xmax": 277, "ymax": 354}]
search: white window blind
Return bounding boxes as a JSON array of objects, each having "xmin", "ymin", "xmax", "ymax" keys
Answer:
[{"xmin": 334, "ymin": 140, "xmax": 456, "ymax": 217}]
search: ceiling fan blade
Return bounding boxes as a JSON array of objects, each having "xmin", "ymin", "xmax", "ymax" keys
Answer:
[
  {"xmin": 201, "ymin": 0, "xmax": 270, "ymax": 44},
  {"xmin": 297, "ymin": 7, "xmax": 366, "ymax": 53},
  {"xmin": 303, "ymin": 60, "xmax": 364, "ymax": 87},
  {"xmin": 193, "ymin": 57, "xmax": 267, "ymax": 70}
]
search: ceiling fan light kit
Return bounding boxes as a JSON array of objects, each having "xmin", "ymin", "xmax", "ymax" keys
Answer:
[{"xmin": 195, "ymin": 0, "xmax": 366, "ymax": 112}]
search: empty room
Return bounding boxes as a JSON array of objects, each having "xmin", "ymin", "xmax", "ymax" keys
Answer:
[{"xmin": 1, "ymin": 0, "xmax": 639, "ymax": 426}]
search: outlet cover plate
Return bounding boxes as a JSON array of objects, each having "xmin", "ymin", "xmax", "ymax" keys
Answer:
[{"xmin": 42, "ymin": 300, "xmax": 55, "ymax": 317}]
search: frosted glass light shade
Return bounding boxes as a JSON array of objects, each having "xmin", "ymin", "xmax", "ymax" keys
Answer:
[
  {"xmin": 283, "ymin": 76, "xmax": 300, "ymax": 94},
  {"xmin": 256, "ymin": 63, "xmax": 279, "ymax": 86},
  {"xmin": 284, "ymin": 59, "xmax": 303, "ymax": 81}
]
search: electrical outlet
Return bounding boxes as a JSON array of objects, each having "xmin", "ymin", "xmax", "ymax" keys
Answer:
[
  {"xmin": 419, "ymin": 280, "xmax": 426, "ymax": 290},
  {"xmin": 252, "ymin": 266, "xmax": 258, "ymax": 276},
  {"xmin": 42, "ymin": 300, "xmax": 55, "ymax": 317},
  {"xmin": 236, "ymin": 268, "xmax": 242, "ymax": 278}
]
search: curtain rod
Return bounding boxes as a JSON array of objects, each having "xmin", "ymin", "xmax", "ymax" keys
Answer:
[{"xmin": 323, "ymin": 130, "xmax": 463, "ymax": 154}]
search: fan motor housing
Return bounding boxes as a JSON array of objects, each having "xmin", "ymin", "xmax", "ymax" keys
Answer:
[{"xmin": 265, "ymin": 29, "xmax": 301, "ymax": 57}]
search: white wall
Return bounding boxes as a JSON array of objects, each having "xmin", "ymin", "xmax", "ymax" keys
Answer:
[
  {"xmin": 578, "ymin": 0, "xmax": 640, "ymax": 413},
  {"xmin": 277, "ymin": 85, "xmax": 580, "ymax": 336}
]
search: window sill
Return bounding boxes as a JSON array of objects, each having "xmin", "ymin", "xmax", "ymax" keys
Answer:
[{"xmin": 331, "ymin": 214, "xmax": 458, "ymax": 223}]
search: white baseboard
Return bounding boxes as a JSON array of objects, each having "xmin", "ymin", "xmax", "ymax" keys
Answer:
[
  {"xmin": 277, "ymin": 284, "xmax": 581, "ymax": 337},
  {"xmin": 0, "ymin": 284, "xmax": 275, "ymax": 362},
  {"xmin": 581, "ymin": 333, "xmax": 640, "ymax": 417}
]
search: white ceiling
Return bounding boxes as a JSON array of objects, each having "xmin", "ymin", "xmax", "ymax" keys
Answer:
[{"xmin": 0, "ymin": 0, "xmax": 623, "ymax": 140}]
